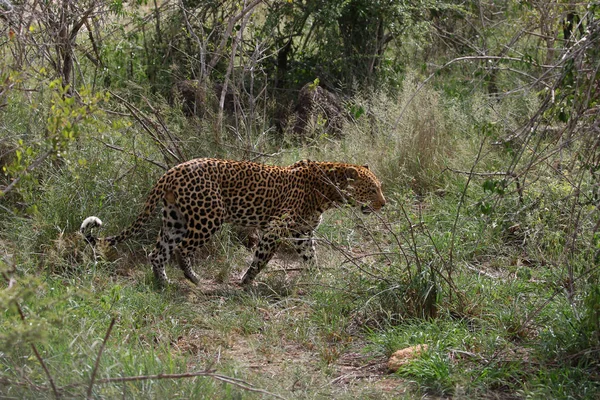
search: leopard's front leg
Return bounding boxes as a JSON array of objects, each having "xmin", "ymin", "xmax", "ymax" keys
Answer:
[
  {"xmin": 241, "ymin": 219, "xmax": 288, "ymax": 285},
  {"xmin": 290, "ymin": 214, "xmax": 322, "ymax": 267},
  {"xmin": 290, "ymin": 230, "xmax": 317, "ymax": 266}
]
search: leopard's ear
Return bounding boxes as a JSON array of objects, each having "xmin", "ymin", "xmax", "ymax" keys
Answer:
[
  {"xmin": 363, "ymin": 164, "xmax": 369, "ymax": 170},
  {"xmin": 345, "ymin": 166, "xmax": 359, "ymax": 181},
  {"xmin": 329, "ymin": 165, "xmax": 358, "ymax": 183},
  {"xmin": 322, "ymin": 164, "xmax": 357, "ymax": 186},
  {"xmin": 289, "ymin": 159, "xmax": 312, "ymax": 169}
]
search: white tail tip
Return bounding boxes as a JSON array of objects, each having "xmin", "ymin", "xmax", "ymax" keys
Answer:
[{"xmin": 80, "ymin": 216, "xmax": 103, "ymax": 233}]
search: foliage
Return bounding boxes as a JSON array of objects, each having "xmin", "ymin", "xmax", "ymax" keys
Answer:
[
  {"xmin": 1, "ymin": 0, "xmax": 600, "ymax": 398},
  {"xmin": 1, "ymin": 82, "xmax": 107, "ymax": 210}
]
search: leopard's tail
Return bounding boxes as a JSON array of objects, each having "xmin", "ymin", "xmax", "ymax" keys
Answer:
[{"xmin": 80, "ymin": 180, "xmax": 166, "ymax": 247}]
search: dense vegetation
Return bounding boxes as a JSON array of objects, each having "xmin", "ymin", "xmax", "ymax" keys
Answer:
[{"xmin": 1, "ymin": 0, "xmax": 599, "ymax": 398}]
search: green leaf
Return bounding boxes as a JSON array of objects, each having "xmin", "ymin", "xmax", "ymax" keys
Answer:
[
  {"xmin": 482, "ymin": 179, "xmax": 496, "ymax": 193},
  {"xmin": 479, "ymin": 201, "xmax": 493, "ymax": 215}
]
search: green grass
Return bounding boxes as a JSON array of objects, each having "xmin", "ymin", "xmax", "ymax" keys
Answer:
[
  {"xmin": 1, "ymin": 257, "xmax": 405, "ymax": 399},
  {"xmin": 3, "ymin": 165, "xmax": 599, "ymax": 399},
  {"xmin": 2, "ymin": 62, "xmax": 599, "ymax": 399}
]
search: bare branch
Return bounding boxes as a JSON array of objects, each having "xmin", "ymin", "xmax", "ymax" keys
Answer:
[
  {"xmin": 94, "ymin": 138, "xmax": 167, "ymax": 170},
  {"xmin": 108, "ymin": 91, "xmax": 180, "ymax": 166},
  {"xmin": 208, "ymin": 0, "xmax": 263, "ymax": 71},
  {"xmin": 393, "ymin": 54, "xmax": 562, "ymax": 130}
]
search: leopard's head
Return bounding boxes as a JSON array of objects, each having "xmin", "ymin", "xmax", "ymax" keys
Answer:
[
  {"xmin": 313, "ymin": 162, "xmax": 385, "ymax": 214},
  {"xmin": 342, "ymin": 164, "xmax": 386, "ymax": 214}
]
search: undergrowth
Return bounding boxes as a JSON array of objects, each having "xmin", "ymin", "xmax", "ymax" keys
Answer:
[{"xmin": 2, "ymin": 68, "xmax": 599, "ymax": 399}]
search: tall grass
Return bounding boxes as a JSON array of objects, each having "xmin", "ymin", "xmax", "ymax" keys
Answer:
[
  {"xmin": 286, "ymin": 73, "xmax": 455, "ymax": 195},
  {"xmin": 1, "ymin": 58, "xmax": 599, "ymax": 399}
]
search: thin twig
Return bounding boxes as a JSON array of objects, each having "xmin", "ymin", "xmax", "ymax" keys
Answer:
[
  {"xmin": 208, "ymin": 0, "xmax": 263, "ymax": 71},
  {"xmin": 445, "ymin": 167, "xmax": 524, "ymax": 204},
  {"xmin": 0, "ymin": 377, "xmax": 48, "ymax": 391},
  {"xmin": 392, "ymin": 55, "xmax": 559, "ymax": 130},
  {"xmin": 218, "ymin": 142, "xmax": 288, "ymax": 160},
  {"xmin": 142, "ymin": 96, "xmax": 185, "ymax": 162},
  {"xmin": 464, "ymin": 262, "xmax": 505, "ymax": 281},
  {"xmin": 108, "ymin": 91, "xmax": 179, "ymax": 165},
  {"xmin": 320, "ymin": 235, "xmax": 392, "ymax": 284},
  {"xmin": 86, "ymin": 317, "xmax": 116, "ymax": 399},
  {"xmin": 91, "ymin": 371, "xmax": 286, "ymax": 399},
  {"xmin": 94, "ymin": 138, "xmax": 167, "ymax": 170},
  {"xmin": 448, "ymin": 137, "xmax": 486, "ymax": 285},
  {"xmin": 2, "ymin": 271, "xmax": 60, "ymax": 399},
  {"xmin": 2, "ymin": 369, "xmax": 286, "ymax": 400}
]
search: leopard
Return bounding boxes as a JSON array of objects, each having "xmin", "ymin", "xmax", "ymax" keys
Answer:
[{"xmin": 80, "ymin": 158, "xmax": 386, "ymax": 286}]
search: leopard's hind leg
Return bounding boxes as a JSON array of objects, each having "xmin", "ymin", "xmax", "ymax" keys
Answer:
[
  {"xmin": 175, "ymin": 194, "xmax": 224, "ymax": 284},
  {"xmin": 148, "ymin": 201, "xmax": 187, "ymax": 286}
]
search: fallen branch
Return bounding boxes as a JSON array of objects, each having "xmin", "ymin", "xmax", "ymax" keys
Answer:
[
  {"xmin": 464, "ymin": 262, "xmax": 505, "ymax": 281},
  {"xmin": 91, "ymin": 371, "xmax": 286, "ymax": 399},
  {"xmin": 1, "ymin": 368, "xmax": 287, "ymax": 399}
]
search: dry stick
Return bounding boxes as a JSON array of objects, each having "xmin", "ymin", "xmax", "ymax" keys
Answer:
[
  {"xmin": 392, "ymin": 55, "xmax": 558, "ymax": 130},
  {"xmin": 91, "ymin": 371, "xmax": 286, "ymax": 400},
  {"xmin": 337, "ymin": 251, "xmax": 396, "ymax": 262},
  {"xmin": 86, "ymin": 317, "xmax": 116, "ymax": 399},
  {"xmin": 56, "ymin": 360, "xmax": 286, "ymax": 399},
  {"xmin": 514, "ymin": 264, "xmax": 600, "ymax": 350},
  {"xmin": 294, "ymin": 280, "xmax": 360, "ymax": 296},
  {"xmin": 108, "ymin": 91, "xmax": 179, "ymax": 164},
  {"xmin": 83, "ymin": 18, "xmax": 103, "ymax": 69},
  {"xmin": 398, "ymin": 23, "xmax": 590, "ymax": 134},
  {"xmin": 178, "ymin": 0, "xmax": 208, "ymax": 79},
  {"xmin": 398, "ymin": 202, "xmax": 424, "ymax": 278},
  {"xmin": 320, "ymin": 197, "xmax": 406, "ymax": 284},
  {"xmin": 464, "ymin": 262, "xmax": 505, "ymax": 281},
  {"xmin": 1, "ymin": 271, "xmax": 60, "ymax": 399},
  {"xmin": 218, "ymin": 142, "xmax": 287, "ymax": 160},
  {"xmin": 448, "ymin": 137, "xmax": 486, "ymax": 288},
  {"xmin": 446, "ymin": 168, "xmax": 524, "ymax": 204},
  {"xmin": 417, "ymin": 219, "xmax": 463, "ymax": 296},
  {"xmin": 319, "ymin": 233, "xmax": 392, "ymax": 284},
  {"xmin": 562, "ymin": 165, "xmax": 589, "ymax": 298},
  {"xmin": 473, "ymin": 33, "xmax": 600, "ymax": 369},
  {"xmin": 354, "ymin": 210, "xmax": 393, "ymax": 265},
  {"xmin": 142, "ymin": 97, "xmax": 185, "ymax": 162},
  {"xmin": 561, "ymin": 62, "xmax": 600, "ymax": 285},
  {"xmin": 94, "ymin": 138, "xmax": 168, "ymax": 171},
  {"xmin": 372, "ymin": 208, "xmax": 415, "ymax": 280},
  {"xmin": 507, "ymin": 20, "xmax": 599, "ymax": 180},
  {"xmin": 208, "ymin": 0, "xmax": 263, "ymax": 72},
  {"xmin": 217, "ymin": 1, "xmax": 255, "ymax": 139},
  {"xmin": 500, "ymin": 22, "xmax": 600, "ymax": 300}
]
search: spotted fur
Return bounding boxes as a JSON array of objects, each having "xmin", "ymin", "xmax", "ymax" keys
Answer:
[{"xmin": 80, "ymin": 158, "xmax": 385, "ymax": 286}]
